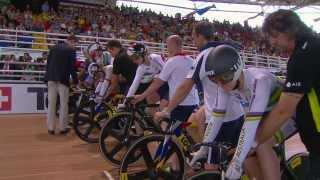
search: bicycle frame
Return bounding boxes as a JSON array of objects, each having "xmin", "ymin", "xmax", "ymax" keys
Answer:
[
  {"xmin": 153, "ymin": 120, "xmax": 195, "ymax": 170},
  {"xmin": 115, "ymin": 101, "xmax": 160, "ymax": 143},
  {"xmin": 189, "ymin": 133, "xmax": 303, "ymax": 180}
]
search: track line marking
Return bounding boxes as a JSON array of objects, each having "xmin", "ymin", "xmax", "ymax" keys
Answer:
[{"xmin": 103, "ymin": 170, "xmax": 115, "ymax": 180}]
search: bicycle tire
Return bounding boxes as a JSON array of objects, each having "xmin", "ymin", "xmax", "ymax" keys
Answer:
[
  {"xmin": 99, "ymin": 112, "xmax": 140, "ymax": 165},
  {"xmin": 281, "ymin": 152, "xmax": 309, "ymax": 180},
  {"xmin": 73, "ymin": 102, "xmax": 114, "ymax": 143},
  {"xmin": 120, "ymin": 134, "xmax": 185, "ymax": 180}
]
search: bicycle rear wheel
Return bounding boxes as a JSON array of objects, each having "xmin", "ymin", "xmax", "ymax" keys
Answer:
[{"xmin": 120, "ymin": 134, "xmax": 185, "ymax": 180}]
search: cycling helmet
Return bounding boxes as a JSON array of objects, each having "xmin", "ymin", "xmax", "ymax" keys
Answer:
[
  {"xmin": 127, "ymin": 43, "xmax": 147, "ymax": 59},
  {"xmin": 205, "ymin": 45, "xmax": 244, "ymax": 83},
  {"xmin": 87, "ymin": 62, "xmax": 99, "ymax": 77},
  {"xmin": 87, "ymin": 42, "xmax": 104, "ymax": 60}
]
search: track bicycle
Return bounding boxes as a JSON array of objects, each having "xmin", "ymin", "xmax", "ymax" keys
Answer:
[
  {"xmin": 72, "ymin": 90, "xmax": 124, "ymax": 143},
  {"xmin": 119, "ymin": 118, "xmax": 197, "ymax": 179},
  {"xmin": 99, "ymin": 97, "xmax": 163, "ymax": 166}
]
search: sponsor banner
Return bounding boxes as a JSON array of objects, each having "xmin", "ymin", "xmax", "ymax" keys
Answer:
[{"xmin": 0, "ymin": 84, "xmax": 47, "ymax": 114}]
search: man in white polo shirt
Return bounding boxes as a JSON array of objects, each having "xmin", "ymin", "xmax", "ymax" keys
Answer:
[
  {"xmin": 154, "ymin": 22, "xmax": 244, "ymax": 166},
  {"xmin": 133, "ymin": 34, "xmax": 199, "ymax": 122}
]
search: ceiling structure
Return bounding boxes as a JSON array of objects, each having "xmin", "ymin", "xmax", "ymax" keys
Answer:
[{"xmin": 190, "ymin": 0, "xmax": 320, "ymax": 7}]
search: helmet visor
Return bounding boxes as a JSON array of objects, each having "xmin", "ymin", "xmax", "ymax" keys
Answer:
[
  {"xmin": 129, "ymin": 52, "xmax": 143, "ymax": 60},
  {"xmin": 208, "ymin": 71, "xmax": 234, "ymax": 84}
]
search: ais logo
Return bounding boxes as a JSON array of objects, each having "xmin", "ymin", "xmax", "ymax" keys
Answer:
[{"xmin": 0, "ymin": 87, "xmax": 12, "ymax": 111}]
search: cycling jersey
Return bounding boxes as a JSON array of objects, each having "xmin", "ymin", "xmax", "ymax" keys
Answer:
[
  {"xmin": 126, "ymin": 54, "xmax": 164, "ymax": 97},
  {"xmin": 95, "ymin": 51, "xmax": 113, "ymax": 67},
  {"xmin": 186, "ymin": 47, "xmax": 243, "ymax": 122},
  {"xmin": 113, "ymin": 49, "xmax": 138, "ymax": 86},
  {"xmin": 213, "ymin": 68, "xmax": 296, "ymax": 164},
  {"xmin": 158, "ymin": 54, "xmax": 199, "ymax": 106},
  {"xmin": 95, "ymin": 65, "xmax": 113, "ymax": 98}
]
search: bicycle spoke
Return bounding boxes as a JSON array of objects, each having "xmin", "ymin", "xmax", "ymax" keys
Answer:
[
  {"xmin": 83, "ymin": 124, "xmax": 95, "ymax": 138},
  {"xmin": 92, "ymin": 121, "xmax": 101, "ymax": 129},
  {"xmin": 108, "ymin": 128, "xmax": 123, "ymax": 140},
  {"xmin": 162, "ymin": 146, "xmax": 176, "ymax": 164},
  {"xmin": 127, "ymin": 169, "xmax": 152, "ymax": 179},
  {"xmin": 109, "ymin": 142, "xmax": 125, "ymax": 157},
  {"xmin": 75, "ymin": 116, "xmax": 89, "ymax": 124},
  {"xmin": 80, "ymin": 109, "xmax": 90, "ymax": 115},
  {"xmin": 140, "ymin": 144, "xmax": 155, "ymax": 168}
]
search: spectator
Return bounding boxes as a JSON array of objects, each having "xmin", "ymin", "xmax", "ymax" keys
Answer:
[
  {"xmin": 22, "ymin": 52, "xmax": 32, "ymax": 62},
  {"xmin": 1, "ymin": 2, "xmax": 315, "ymax": 57},
  {"xmin": 41, "ymin": 1, "xmax": 50, "ymax": 13}
]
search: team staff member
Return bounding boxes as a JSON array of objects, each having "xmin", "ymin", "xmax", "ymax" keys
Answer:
[
  {"xmin": 44, "ymin": 34, "xmax": 78, "ymax": 135},
  {"xmin": 256, "ymin": 9, "xmax": 320, "ymax": 179},
  {"xmin": 106, "ymin": 40, "xmax": 138, "ymax": 96}
]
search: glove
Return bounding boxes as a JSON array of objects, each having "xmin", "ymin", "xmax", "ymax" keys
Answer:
[
  {"xmin": 189, "ymin": 146, "xmax": 208, "ymax": 167},
  {"xmin": 226, "ymin": 157, "xmax": 243, "ymax": 180}
]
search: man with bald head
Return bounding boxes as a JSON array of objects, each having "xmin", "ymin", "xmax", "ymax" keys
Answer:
[
  {"xmin": 166, "ymin": 35, "xmax": 182, "ymax": 57},
  {"xmin": 134, "ymin": 34, "xmax": 199, "ymax": 124}
]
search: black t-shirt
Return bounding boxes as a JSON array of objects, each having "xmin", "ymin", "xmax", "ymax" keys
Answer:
[
  {"xmin": 112, "ymin": 49, "xmax": 138, "ymax": 85},
  {"xmin": 283, "ymin": 34, "xmax": 320, "ymax": 154}
]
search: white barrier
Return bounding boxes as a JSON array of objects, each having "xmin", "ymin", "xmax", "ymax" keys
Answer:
[
  {"xmin": 0, "ymin": 29, "xmax": 288, "ymax": 114},
  {"xmin": 0, "ymin": 83, "xmax": 47, "ymax": 114}
]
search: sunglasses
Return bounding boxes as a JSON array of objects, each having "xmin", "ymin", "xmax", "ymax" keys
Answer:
[
  {"xmin": 130, "ymin": 53, "xmax": 143, "ymax": 60},
  {"xmin": 208, "ymin": 72, "xmax": 235, "ymax": 85}
]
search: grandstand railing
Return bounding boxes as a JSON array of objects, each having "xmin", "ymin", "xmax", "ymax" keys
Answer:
[{"xmin": 0, "ymin": 29, "xmax": 288, "ymax": 83}]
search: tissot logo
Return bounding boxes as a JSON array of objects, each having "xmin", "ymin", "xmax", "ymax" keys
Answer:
[{"xmin": 0, "ymin": 87, "xmax": 12, "ymax": 111}]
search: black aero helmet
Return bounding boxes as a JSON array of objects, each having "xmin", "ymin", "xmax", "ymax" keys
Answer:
[
  {"xmin": 127, "ymin": 43, "xmax": 147, "ymax": 59},
  {"xmin": 205, "ymin": 45, "xmax": 244, "ymax": 83}
]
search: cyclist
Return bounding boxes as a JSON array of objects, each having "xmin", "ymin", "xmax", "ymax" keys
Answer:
[
  {"xmin": 123, "ymin": 43, "xmax": 165, "ymax": 105},
  {"xmin": 106, "ymin": 40, "xmax": 138, "ymax": 96},
  {"xmin": 134, "ymin": 34, "xmax": 199, "ymax": 125},
  {"xmin": 203, "ymin": 45, "xmax": 297, "ymax": 180},
  {"xmin": 154, "ymin": 22, "xmax": 244, "ymax": 169},
  {"xmin": 87, "ymin": 43, "xmax": 113, "ymax": 67},
  {"xmin": 257, "ymin": 9, "xmax": 320, "ymax": 179},
  {"xmin": 84, "ymin": 43, "xmax": 114, "ymax": 102}
]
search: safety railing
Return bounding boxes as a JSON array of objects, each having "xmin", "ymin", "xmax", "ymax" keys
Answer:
[{"xmin": 0, "ymin": 28, "xmax": 288, "ymax": 83}]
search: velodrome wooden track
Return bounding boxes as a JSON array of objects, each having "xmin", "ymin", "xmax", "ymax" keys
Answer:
[{"xmin": 0, "ymin": 114, "xmax": 307, "ymax": 180}]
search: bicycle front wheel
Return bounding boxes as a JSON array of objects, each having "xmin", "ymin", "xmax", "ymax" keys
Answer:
[
  {"xmin": 99, "ymin": 113, "xmax": 140, "ymax": 166},
  {"xmin": 120, "ymin": 134, "xmax": 185, "ymax": 180},
  {"xmin": 73, "ymin": 102, "xmax": 114, "ymax": 143}
]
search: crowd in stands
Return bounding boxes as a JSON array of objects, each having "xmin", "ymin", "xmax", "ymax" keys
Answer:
[
  {"xmin": 0, "ymin": 2, "xmax": 293, "ymax": 57},
  {"xmin": 0, "ymin": 52, "xmax": 47, "ymax": 81}
]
